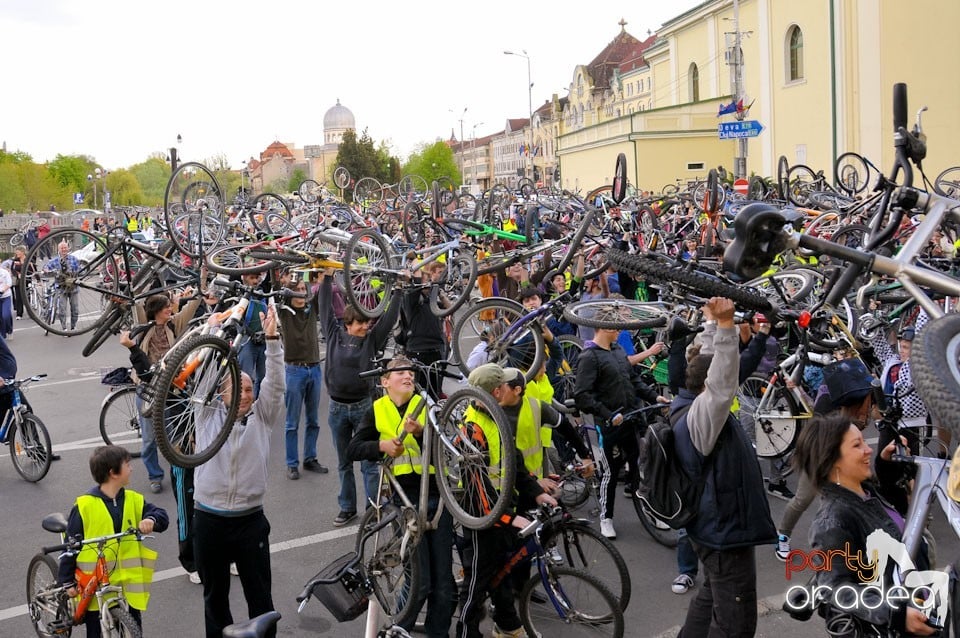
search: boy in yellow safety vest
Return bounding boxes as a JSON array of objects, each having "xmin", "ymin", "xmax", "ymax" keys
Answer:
[
  {"xmin": 58, "ymin": 445, "xmax": 168, "ymax": 637},
  {"xmin": 346, "ymin": 357, "xmax": 454, "ymax": 638}
]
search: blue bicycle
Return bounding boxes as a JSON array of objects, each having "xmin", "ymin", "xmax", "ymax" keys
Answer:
[{"xmin": 0, "ymin": 374, "xmax": 52, "ymax": 482}]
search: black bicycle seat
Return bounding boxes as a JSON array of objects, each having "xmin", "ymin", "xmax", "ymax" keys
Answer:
[
  {"xmin": 722, "ymin": 203, "xmax": 789, "ymax": 279},
  {"xmin": 222, "ymin": 611, "xmax": 281, "ymax": 638}
]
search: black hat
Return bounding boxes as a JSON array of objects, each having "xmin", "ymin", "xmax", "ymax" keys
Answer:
[
  {"xmin": 822, "ymin": 358, "xmax": 875, "ymax": 408},
  {"xmin": 898, "ymin": 327, "xmax": 915, "ymax": 342}
]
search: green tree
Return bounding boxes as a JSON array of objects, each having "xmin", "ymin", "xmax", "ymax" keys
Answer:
[
  {"xmin": 403, "ymin": 142, "xmax": 460, "ymax": 187},
  {"xmin": 287, "ymin": 168, "xmax": 308, "ymax": 193},
  {"xmin": 47, "ymin": 154, "xmax": 96, "ymax": 192},
  {"xmin": 0, "ymin": 163, "xmax": 27, "ymax": 212},
  {"xmin": 335, "ymin": 129, "xmax": 381, "ymax": 201},
  {"xmin": 104, "ymin": 169, "xmax": 144, "ymax": 206},
  {"xmin": 129, "ymin": 157, "xmax": 171, "ymax": 206}
]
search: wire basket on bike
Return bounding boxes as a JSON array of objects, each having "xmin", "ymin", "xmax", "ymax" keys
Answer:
[{"xmin": 310, "ymin": 552, "xmax": 369, "ymax": 622}]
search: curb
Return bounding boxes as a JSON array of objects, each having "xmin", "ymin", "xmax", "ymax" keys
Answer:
[{"xmin": 652, "ymin": 592, "xmax": 787, "ymax": 638}]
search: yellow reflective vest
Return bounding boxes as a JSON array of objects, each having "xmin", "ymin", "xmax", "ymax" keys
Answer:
[
  {"xmin": 373, "ymin": 394, "xmax": 432, "ymax": 475},
  {"xmin": 75, "ymin": 491, "xmax": 158, "ymax": 611},
  {"xmin": 463, "ymin": 404, "xmax": 505, "ymax": 489},
  {"xmin": 514, "ymin": 397, "xmax": 546, "ymax": 478},
  {"xmin": 525, "ymin": 375, "xmax": 555, "ymax": 451}
]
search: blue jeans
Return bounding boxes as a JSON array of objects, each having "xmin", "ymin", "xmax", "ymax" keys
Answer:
[
  {"xmin": 284, "ymin": 364, "xmax": 322, "ymax": 468},
  {"xmin": 238, "ymin": 341, "xmax": 266, "ymax": 398},
  {"xmin": 400, "ymin": 494, "xmax": 455, "ymax": 638},
  {"xmin": 328, "ymin": 397, "xmax": 377, "ymax": 513},
  {"xmin": 677, "ymin": 528, "xmax": 698, "ymax": 577},
  {"xmin": 136, "ymin": 393, "xmax": 164, "ymax": 482}
]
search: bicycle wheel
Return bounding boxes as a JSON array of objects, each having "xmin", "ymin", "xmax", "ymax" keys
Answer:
[
  {"xmin": 205, "ymin": 243, "xmax": 284, "ymax": 276},
  {"xmin": 343, "ymin": 228, "xmax": 396, "ymax": 319},
  {"xmin": 745, "ymin": 269, "xmax": 816, "ymax": 305},
  {"xmin": 10, "ymin": 413, "xmax": 53, "ymax": 482},
  {"xmin": 334, "ymin": 166, "xmax": 351, "ymax": 190},
  {"xmin": 82, "ymin": 303, "xmax": 126, "ymax": 358},
  {"xmin": 631, "ymin": 490, "xmax": 680, "ymax": 548},
  {"xmin": 934, "ymin": 166, "xmax": 960, "ymax": 198},
  {"xmin": 912, "ymin": 313, "xmax": 960, "ymax": 437},
  {"xmin": 542, "ymin": 520, "xmax": 632, "ymax": 611},
  {"xmin": 835, "ymin": 152, "xmax": 870, "ymax": 194},
  {"xmin": 450, "ymin": 297, "xmax": 544, "ymax": 382},
  {"xmin": 777, "ymin": 155, "xmax": 790, "ymax": 200},
  {"xmin": 150, "ymin": 334, "xmax": 240, "ymax": 468},
  {"xmin": 105, "ymin": 604, "xmax": 143, "ymax": 638},
  {"xmin": 606, "ymin": 248, "xmax": 772, "ymax": 311},
  {"xmin": 786, "ymin": 165, "xmax": 818, "ymax": 207},
  {"xmin": 22, "ymin": 229, "xmax": 119, "ymax": 337},
  {"xmin": 99, "ymin": 386, "xmax": 143, "ymax": 458},
  {"xmin": 519, "ymin": 566, "xmax": 624, "ymax": 637},
  {"xmin": 748, "ymin": 175, "xmax": 769, "ymax": 200},
  {"xmin": 164, "ymin": 162, "xmax": 224, "ymax": 258},
  {"xmin": 433, "ymin": 387, "xmax": 516, "ymax": 530},
  {"xmin": 611, "ymin": 153, "xmax": 627, "ymax": 204},
  {"xmin": 249, "ymin": 193, "xmax": 291, "ymax": 233},
  {"xmin": 555, "ymin": 334, "xmax": 583, "ymax": 403},
  {"xmin": 354, "ymin": 177, "xmax": 383, "ymax": 206},
  {"xmin": 358, "ymin": 505, "xmax": 422, "ymax": 626},
  {"xmin": 428, "ymin": 253, "xmax": 477, "ymax": 318},
  {"xmin": 563, "ymin": 299, "xmax": 670, "ymax": 330},
  {"xmin": 27, "ymin": 553, "xmax": 64, "ymax": 638},
  {"xmin": 401, "ymin": 201, "xmax": 427, "ymax": 244},
  {"xmin": 298, "ymin": 179, "xmax": 322, "ymax": 203},
  {"xmin": 735, "ymin": 374, "xmax": 800, "ymax": 458},
  {"xmin": 554, "ymin": 211, "xmax": 598, "ymax": 274}
]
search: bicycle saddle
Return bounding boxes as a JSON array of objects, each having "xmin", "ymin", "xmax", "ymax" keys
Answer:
[
  {"xmin": 722, "ymin": 203, "xmax": 789, "ymax": 279},
  {"xmin": 222, "ymin": 611, "xmax": 281, "ymax": 638},
  {"xmin": 42, "ymin": 512, "xmax": 68, "ymax": 534}
]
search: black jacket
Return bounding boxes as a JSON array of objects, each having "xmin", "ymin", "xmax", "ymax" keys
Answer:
[
  {"xmin": 573, "ymin": 341, "xmax": 659, "ymax": 423},
  {"xmin": 673, "ymin": 389, "xmax": 777, "ymax": 550}
]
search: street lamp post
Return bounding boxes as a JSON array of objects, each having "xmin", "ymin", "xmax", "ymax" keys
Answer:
[
  {"xmin": 87, "ymin": 173, "xmax": 97, "ymax": 210},
  {"xmin": 170, "ymin": 133, "xmax": 182, "ymax": 174},
  {"xmin": 87, "ymin": 167, "xmax": 108, "ymax": 210},
  {"xmin": 470, "ymin": 122, "xmax": 485, "ymax": 188},
  {"xmin": 450, "ymin": 107, "xmax": 467, "ymax": 185},
  {"xmin": 504, "ymin": 50, "xmax": 534, "ymax": 183}
]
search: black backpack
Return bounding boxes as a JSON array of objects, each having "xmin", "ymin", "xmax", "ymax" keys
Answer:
[{"xmin": 636, "ymin": 404, "xmax": 706, "ymax": 530}]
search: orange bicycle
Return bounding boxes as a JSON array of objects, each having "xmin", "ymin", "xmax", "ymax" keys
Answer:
[{"xmin": 27, "ymin": 512, "xmax": 155, "ymax": 638}]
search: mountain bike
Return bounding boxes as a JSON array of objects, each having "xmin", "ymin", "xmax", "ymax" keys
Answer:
[
  {"xmin": 27, "ymin": 513, "xmax": 154, "ymax": 638},
  {"xmin": 0, "ymin": 374, "xmax": 52, "ymax": 482}
]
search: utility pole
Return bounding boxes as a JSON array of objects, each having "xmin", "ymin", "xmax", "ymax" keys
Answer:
[{"xmin": 731, "ymin": 0, "xmax": 747, "ymax": 179}]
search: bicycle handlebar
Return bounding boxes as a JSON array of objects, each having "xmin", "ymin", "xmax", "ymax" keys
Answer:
[{"xmin": 44, "ymin": 527, "xmax": 145, "ymax": 555}]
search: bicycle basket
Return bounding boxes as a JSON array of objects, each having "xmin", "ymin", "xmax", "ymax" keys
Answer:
[
  {"xmin": 101, "ymin": 367, "xmax": 133, "ymax": 387},
  {"xmin": 311, "ymin": 552, "xmax": 368, "ymax": 622}
]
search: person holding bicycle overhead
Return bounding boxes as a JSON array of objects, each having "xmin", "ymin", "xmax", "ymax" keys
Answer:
[
  {"xmin": 458, "ymin": 363, "xmax": 558, "ymax": 638},
  {"xmin": 57, "ymin": 445, "xmax": 169, "ymax": 638},
  {"xmin": 193, "ymin": 305, "xmax": 283, "ymax": 638},
  {"xmin": 345, "ymin": 356, "xmax": 455, "ymax": 638}
]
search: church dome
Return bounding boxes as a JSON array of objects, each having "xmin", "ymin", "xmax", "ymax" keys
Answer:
[{"xmin": 323, "ymin": 99, "xmax": 355, "ymax": 131}]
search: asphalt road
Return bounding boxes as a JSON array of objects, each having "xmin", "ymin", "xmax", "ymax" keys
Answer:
[{"xmin": 0, "ymin": 317, "xmax": 955, "ymax": 637}]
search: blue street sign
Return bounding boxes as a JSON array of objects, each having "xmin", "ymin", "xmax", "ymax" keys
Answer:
[
  {"xmin": 74, "ymin": 192, "xmax": 84, "ymax": 204},
  {"xmin": 718, "ymin": 120, "xmax": 765, "ymax": 139}
]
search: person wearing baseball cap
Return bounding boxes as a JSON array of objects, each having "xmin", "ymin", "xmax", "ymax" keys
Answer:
[{"xmin": 458, "ymin": 363, "xmax": 557, "ymax": 638}]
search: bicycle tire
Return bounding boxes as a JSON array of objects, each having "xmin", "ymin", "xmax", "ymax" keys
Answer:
[
  {"xmin": 429, "ymin": 253, "xmax": 477, "ymax": 318},
  {"xmin": 27, "ymin": 553, "xmax": 63, "ymax": 638},
  {"xmin": 637, "ymin": 206, "xmax": 659, "ymax": 233},
  {"xmin": 99, "ymin": 386, "xmax": 143, "ymax": 458},
  {"xmin": 554, "ymin": 211, "xmax": 597, "ymax": 274},
  {"xmin": 745, "ymin": 269, "xmax": 816, "ymax": 305},
  {"xmin": 10, "ymin": 413, "xmax": 53, "ymax": 482},
  {"xmin": 343, "ymin": 228, "xmax": 396, "ymax": 319},
  {"xmin": 786, "ymin": 164, "xmax": 818, "ymax": 207},
  {"xmin": 777, "ymin": 155, "xmax": 790, "ymax": 200},
  {"xmin": 105, "ymin": 604, "xmax": 143, "ymax": 638},
  {"xmin": 543, "ymin": 519, "xmax": 632, "ymax": 611},
  {"xmin": 562, "ymin": 299, "xmax": 670, "ymax": 330},
  {"xmin": 164, "ymin": 162, "xmax": 224, "ymax": 258},
  {"xmin": 333, "ymin": 166, "xmax": 351, "ymax": 190},
  {"xmin": 475, "ymin": 249, "xmax": 523, "ymax": 276},
  {"xmin": 556, "ymin": 334, "xmax": 583, "ymax": 403},
  {"xmin": 150, "ymin": 334, "xmax": 240, "ymax": 468},
  {"xmin": 518, "ymin": 565, "xmax": 624, "ymax": 638},
  {"xmin": 433, "ymin": 387, "xmax": 516, "ymax": 529},
  {"xmin": 358, "ymin": 505, "xmax": 422, "ymax": 627},
  {"xmin": 631, "ymin": 491, "xmax": 680, "ymax": 548},
  {"xmin": 450, "ymin": 297, "xmax": 544, "ymax": 382},
  {"xmin": 82, "ymin": 303, "xmax": 125, "ymax": 358},
  {"xmin": 606, "ymin": 248, "xmax": 772, "ymax": 311},
  {"xmin": 912, "ymin": 313, "xmax": 960, "ymax": 438},
  {"xmin": 934, "ymin": 166, "xmax": 960, "ymax": 198},
  {"xmin": 22, "ymin": 229, "xmax": 118, "ymax": 337},
  {"xmin": 402, "ymin": 201, "xmax": 426, "ymax": 244},
  {"xmin": 10, "ymin": 232, "xmax": 24, "ymax": 247},
  {"xmin": 736, "ymin": 374, "xmax": 801, "ymax": 458},
  {"xmin": 834, "ymin": 152, "xmax": 870, "ymax": 195},
  {"xmin": 748, "ymin": 175, "xmax": 769, "ymax": 200},
  {"xmin": 354, "ymin": 177, "xmax": 384, "ymax": 206},
  {"xmin": 611, "ymin": 153, "xmax": 627, "ymax": 204},
  {"xmin": 298, "ymin": 179, "xmax": 322, "ymax": 203},
  {"xmin": 249, "ymin": 193, "xmax": 291, "ymax": 233},
  {"xmin": 205, "ymin": 244, "xmax": 284, "ymax": 276}
]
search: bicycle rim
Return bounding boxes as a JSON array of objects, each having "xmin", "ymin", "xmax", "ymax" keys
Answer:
[
  {"xmin": 164, "ymin": 162, "xmax": 224, "ymax": 258},
  {"xmin": 544, "ymin": 522, "xmax": 632, "ymax": 610},
  {"xmin": 359, "ymin": 505, "xmax": 422, "ymax": 625},
  {"xmin": 519, "ymin": 566, "xmax": 624, "ymax": 637},
  {"xmin": 344, "ymin": 228, "xmax": 395, "ymax": 319},
  {"xmin": 99, "ymin": 386, "xmax": 144, "ymax": 458},
  {"xmin": 26, "ymin": 553, "xmax": 62, "ymax": 638},
  {"xmin": 433, "ymin": 387, "xmax": 516, "ymax": 530},
  {"xmin": 151, "ymin": 335, "xmax": 240, "ymax": 468},
  {"xmin": 11, "ymin": 414, "xmax": 52, "ymax": 482},
  {"xmin": 737, "ymin": 375, "xmax": 800, "ymax": 458}
]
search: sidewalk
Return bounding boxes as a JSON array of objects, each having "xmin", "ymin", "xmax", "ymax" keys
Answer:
[{"xmin": 654, "ymin": 593, "xmax": 824, "ymax": 637}]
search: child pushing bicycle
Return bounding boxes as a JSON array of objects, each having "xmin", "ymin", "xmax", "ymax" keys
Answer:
[{"xmin": 57, "ymin": 445, "xmax": 169, "ymax": 637}]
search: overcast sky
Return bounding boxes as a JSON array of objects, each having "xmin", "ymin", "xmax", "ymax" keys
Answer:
[{"xmin": 1, "ymin": 0, "xmax": 702, "ymax": 171}]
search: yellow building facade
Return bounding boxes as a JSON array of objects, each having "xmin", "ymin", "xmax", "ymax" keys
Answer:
[{"xmin": 558, "ymin": 0, "xmax": 960, "ymax": 193}]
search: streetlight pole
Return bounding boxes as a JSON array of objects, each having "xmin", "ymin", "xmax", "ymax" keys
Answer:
[
  {"xmin": 449, "ymin": 107, "xmax": 467, "ymax": 185},
  {"xmin": 170, "ymin": 133, "xmax": 182, "ymax": 174},
  {"xmin": 504, "ymin": 50, "xmax": 534, "ymax": 182},
  {"xmin": 87, "ymin": 173, "xmax": 97, "ymax": 210},
  {"xmin": 470, "ymin": 122, "xmax": 485, "ymax": 188}
]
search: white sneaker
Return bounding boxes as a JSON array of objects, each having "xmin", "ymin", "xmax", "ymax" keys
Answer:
[
  {"xmin": 776, "ymin": 534, "xmax": 791, "ymax": 561},
  {"xmin": 229, "ymin": 562, "xmax": 239, "ymax": 576},
  {"xmin": 599, "ymin": 517, "xmax": 617, "ymax": 539},
  {"xmin": 188, "ymin": 571, "xmax": 201, "ymax": 584},
  {"xmin": 671, "ymin": 573, "xmax": 695, "ymax": 594}
]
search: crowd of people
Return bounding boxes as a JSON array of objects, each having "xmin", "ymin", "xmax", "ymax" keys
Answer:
[{"xmin": 11, "ymin": 221, "xmax": 948, "ymax": 638}]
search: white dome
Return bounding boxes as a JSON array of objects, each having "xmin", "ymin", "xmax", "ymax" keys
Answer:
[{"xmin": 323, "ymin": 99, "xmax": 355, "ymax": 131}]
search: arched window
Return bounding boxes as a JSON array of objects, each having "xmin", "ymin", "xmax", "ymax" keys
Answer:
[
  {"xmin": 787, "ymin": 25, "xmax": 804, "ymax": 81},
  {"xmin": 689, "ymin": 63, "xmax": 700, "ymax": 102}
]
